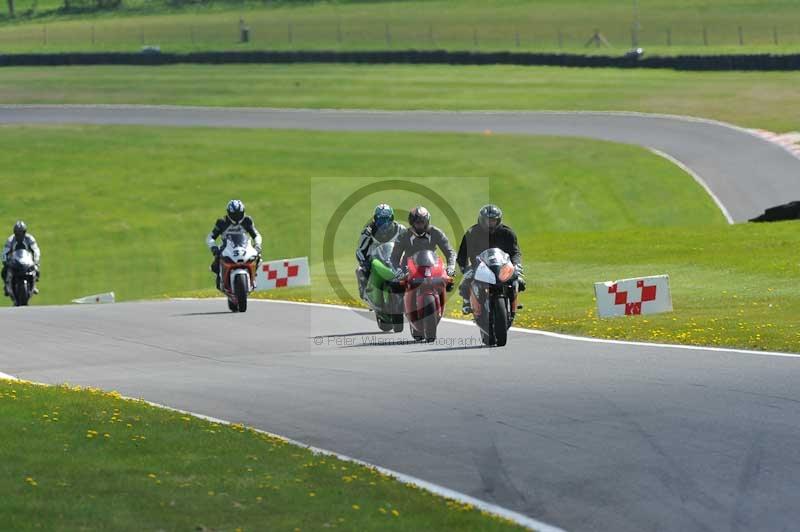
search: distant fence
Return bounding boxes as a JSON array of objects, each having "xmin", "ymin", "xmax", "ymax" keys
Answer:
[{"xmin": 2, "ymin": 50, "xmax": 800, "ymax": 70}]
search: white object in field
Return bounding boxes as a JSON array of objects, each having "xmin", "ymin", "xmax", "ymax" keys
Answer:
[
  {"xmin": 72, "ymin": 291, "xmax": 115, "ymax": 304},
  {"xmin": 255, "ymin": 256, "xmax": 311, "ymax": 291},
  {"xmin": 594, "ymin": 275, "xmax": 672, "ymax": 318}
]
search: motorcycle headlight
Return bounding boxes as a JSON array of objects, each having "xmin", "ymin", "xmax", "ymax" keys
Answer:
[{"xmin": 498, "ymin": 263, "xmax": 515, "ymax": 282}]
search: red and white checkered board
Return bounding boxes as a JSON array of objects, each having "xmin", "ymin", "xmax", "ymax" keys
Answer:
[
  {"xmin": 594, "ymin": 275, "xmax": 672, "ymax": 318},
  {"xmin": 255, "ymin": 256, "xmax": 311, "ymax": 291}
]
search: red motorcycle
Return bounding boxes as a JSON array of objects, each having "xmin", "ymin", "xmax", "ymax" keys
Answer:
[{"xmin": 399, "ymin": 250, "xmax": 453, "ymax": 342}]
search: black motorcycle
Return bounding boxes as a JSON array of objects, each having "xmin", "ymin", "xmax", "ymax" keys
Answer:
[
  {"xmin": 6, "ymin": 249, "xmax": 37, "ymax": 306},
  {"xmin": 469, "ymin": 248, "xmax": 521, "ymax": 347}
]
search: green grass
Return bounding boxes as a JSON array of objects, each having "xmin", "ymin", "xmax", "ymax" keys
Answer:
[
  {"xmin": 5, "ymin": 123, "xmax": 799, "ymax": 353},
  {"xmin": 0, "ymin": 123, "xmax": 724, "ymax": 306},
  {"xmin": 0, "ymin": 379, "xmax": 525, "ymax": 531},
  {"xmin": 1, "ymin": 0, "xmax": 800, "ymax": 55},
  {"xmin": 3, "ymin": 64, "xmax": 800, "ymax": 131}
]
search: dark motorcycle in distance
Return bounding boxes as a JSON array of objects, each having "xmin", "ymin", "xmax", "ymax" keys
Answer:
[
  {"xmin": 399, "ymin": 250, "xmax": 453, "ymax": 342},
  {"xmin": 470, "ymin": 248, "xmax": 521, "ymax": 347},
  {"xmin": 6, "ymin": 249, "xmax": 38, "ymax": 307}
]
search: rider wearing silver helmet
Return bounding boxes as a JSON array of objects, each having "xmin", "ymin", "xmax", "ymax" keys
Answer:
[
  {"xmin": 390, "ymin": 206, "xmax": 456, "ymax": 276},
  {"xmin": 456, "ymin": 204, "xmax": 524, "ymax": 314},
  {"xmin": 355, "ymin": 203, "xmax": 406, "ymax": 299},
  {"xmin": 2, "ymin": 221, "xmax": 41, "ymax": 296},
  {"xmin": 206, "ymin": 200, "xmax": 263, "ymax": 290}
]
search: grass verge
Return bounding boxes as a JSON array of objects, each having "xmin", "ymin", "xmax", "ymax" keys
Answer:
[
  {"xmin": 0, "ymin": 378, "xmax": 526, "ymax": 531},
  {"xmin": 1, "ymin": 64, "xmax": 799, "ymax": 131},
  {"xmin": 0, "ymin": 0, "xmax": 799, "ymax": 56}
]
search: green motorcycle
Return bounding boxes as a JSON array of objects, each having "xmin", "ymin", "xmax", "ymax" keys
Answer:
[{"xmin": 364, "ymin": 242, "xmax": 404, "ymax": 333}]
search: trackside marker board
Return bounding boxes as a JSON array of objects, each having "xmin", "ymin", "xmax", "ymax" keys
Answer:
[
  {"xmin": 594, "ymin": 275, "xmax": 672, "ymax": 318},
  {"xmin": 255, "ymin": 256, "xmax": 311, "ymax": 291},
  {"xmin": 72, "ymin": 291, "xmax": 115, "ymax": 304}
]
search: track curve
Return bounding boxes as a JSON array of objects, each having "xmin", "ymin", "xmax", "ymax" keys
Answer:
[
  {"xmin": 2, "ymin": 105, "xmax": 800, "ymax": 222},
  {"xmin": 2, "ymin": 299, "xmax": 800, "ymax": 532}
]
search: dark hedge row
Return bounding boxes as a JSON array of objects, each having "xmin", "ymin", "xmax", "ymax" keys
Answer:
[{"xmin": 1, "ymin": 50, "xmax": 800, "ymax": 70}]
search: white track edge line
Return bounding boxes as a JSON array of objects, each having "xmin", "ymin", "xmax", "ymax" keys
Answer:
[
  {"xmin": 173, "ymin": 297, "xmax": 800, "ymax": 359},
  {"xmin": 646, "ymin": 147, "xmax": 735, "ymax": 225},
  {"xmin": 0, "ymin": 371, "xmax": 563, "ymax": 532}
]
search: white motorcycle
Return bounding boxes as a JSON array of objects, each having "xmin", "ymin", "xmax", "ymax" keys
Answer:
[
  {"xmin": 6, "ymin": 249, "xmax": 38, "ymax": 307},
  {"xmin": 470, "ymin": 248, "xmax": 521, "ymax": 347},
  {"xmin": 218, "ymin": 233, "xmax": 260, "ymax": 313}
]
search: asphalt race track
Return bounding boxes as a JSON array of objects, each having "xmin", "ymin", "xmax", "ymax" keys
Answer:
[
  {"xmin": 2, "ymin": 105, "xmax": 800, "ymax": 221},
  {"xmin": 2, "ymin": 299, "xmax": 800, "ymax": 532},
  {"xmin": 2, "ymin": 105, "xmax": 800, "ymax": 531}
]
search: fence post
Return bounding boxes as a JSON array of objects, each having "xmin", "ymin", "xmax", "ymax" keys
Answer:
[
  {"xmin": 702, "ymin": 26, "xmax": 708, "ymax": 46},
  {"xmin": 91, "ymin": 24, "xmax": 95, "ymax": 45},
  {"xmin": 515, "ymin": 30, "xmax": 520, "ymax": 47},
  {"xmin": 773, "ymin": 26, "xmax": 779, "ymax": 45},
  {"xmin": 428, "ymin": 23, "xmax": 434, "ymax": 45},
  {"xmin": 473, "ymin": 27, "xmax": 478, "ymax": 47},
  {"xmin": 140, "ymin": 26, "xmax": 144, "ymax": 45},
  {"xmin": 385, "ymin": 22, "xmax": 391, "ymax": 46},
  {"xmin": 738, "ymin": 25, "xmax": 743, "ymax": 46},
  {"xmin": 288, "ymin": 22, "xmax": 293, "ymax": 44},
  {"xmin": 666, "ymin": 27, "xmax": 671, "ymax": 46},
  {"xmin": 557, "ymin": 29, "xmax": 563, "ymax": 48},
  {"xmin": 190, "ymin": 26, "xmax": 195, "ymax": 45},
  {"xmin": 43, "ymin": 25, "xmax": 46, "ymax": 46},
  {"xmin": 336, "ymin": 21, "xmax": 342, "ymax": 44}
]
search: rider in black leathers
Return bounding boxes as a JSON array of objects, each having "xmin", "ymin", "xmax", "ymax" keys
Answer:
[{"xmin": 456, "ymin": 204, "xmax": 524, "ymax": 314}]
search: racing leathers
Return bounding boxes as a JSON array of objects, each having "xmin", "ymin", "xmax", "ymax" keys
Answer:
[
  {"xmin": 355, "ymin": 221, "xmax": 406, "ymax": 299},
  {"xmin": 2, "ymin": 233, "xmax": 40, "ymax": 296},
  {"xmin": 206, "ymin": 216, "xmax": 263, "ymax": 289},
  {"xmin": 456, "ymin": 223, "xmax": 524, "ymax": 303},
  {"xmin": 390, "ymin": 225, "xmax": 457, "ymax": 276}
]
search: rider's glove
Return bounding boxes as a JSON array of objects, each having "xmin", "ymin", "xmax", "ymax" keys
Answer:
[
  {"xmin": 446, "ymin": 267, "xmax": 456, "ymax": 278},
  {"xmin": 514, "ymin": 264, "xmax": 524, "ymax": 277},
  {"xmin": 255, "ymin": 245, "xmax": 262, "ymax": 255},
  {"xmin": 211, "ymin": 246, "xmax": 220, "ymax": 257}
]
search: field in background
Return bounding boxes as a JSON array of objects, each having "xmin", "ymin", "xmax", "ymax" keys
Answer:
[
  {"xmin": 3, "ymin": 124, "xmax": 798, "ymax": 353},
  {"xmin": 3, "ymin": 64, "xmax": 800, "ymax": 131},
  {"xmin": 0, "ymin": 0, "xmax": 799, "ymax": 55}
]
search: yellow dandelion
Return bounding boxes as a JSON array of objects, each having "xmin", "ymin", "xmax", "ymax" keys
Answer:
[{"xmin": 352, "ymin": 504, "xmax": 360, "ymax": 510}]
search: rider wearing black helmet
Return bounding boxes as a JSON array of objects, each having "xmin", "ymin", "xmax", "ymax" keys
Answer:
[
  {"xmin": 2, "ymin": 221, "xmax": 41, "ymax": 296},
  {"xmin": 456, "ymin": 204, "xmax": 524, "ymax": 314},
  {"xmin": 390, "ymin": 206, "xmax": 456, "ymax": 277},
  {"xmin": 355, "ymin": 203, "xmax": 406, "ymax": 299},
  {"xmin": 206, "ymin": 200, "xmax": 263, "ymax": 290}
]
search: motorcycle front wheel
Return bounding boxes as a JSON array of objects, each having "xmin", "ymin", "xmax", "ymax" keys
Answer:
[{"xmin": 234, "ymin": 276, "xmax": 248, "ymax": 313}]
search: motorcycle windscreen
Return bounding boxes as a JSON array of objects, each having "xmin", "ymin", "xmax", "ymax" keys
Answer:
[
  {"xmin": 474, "ymin": 262, "xmax": 497, "ymax": 285},
  {"xmin": 10, "ymin": 249, "xmax": 34, "ymax": 269},
  {"xmin": 477, "ymin": 248, "xmax": 510, "ymax": 267},
  {"xmin": 411, "ymin": 250, "xmax": 438, "ymax": 268},
  {"xmin": 224, "ymin": 233, "xmax": 250, "ymax": 249},
  {"xmin": 372, "ymin": 242, "xmax": 394, "ymax": 265}
]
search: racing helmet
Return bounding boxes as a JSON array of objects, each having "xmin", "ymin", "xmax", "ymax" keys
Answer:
[
  {"xmin": 478, "ymin": 204, "xmax": 502, "ymax": 234},
  {"xmin": 226, "ymin": 199, "xmax": 245, "ymax": 224},
  {"xmin": 408, "ymin": 206, "xmax": 431, "ymax": 237}
]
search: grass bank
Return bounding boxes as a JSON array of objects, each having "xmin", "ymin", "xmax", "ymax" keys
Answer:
[{"xmin": 0, "ymin": 378, "xmax": 525, "ymax": 531}]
